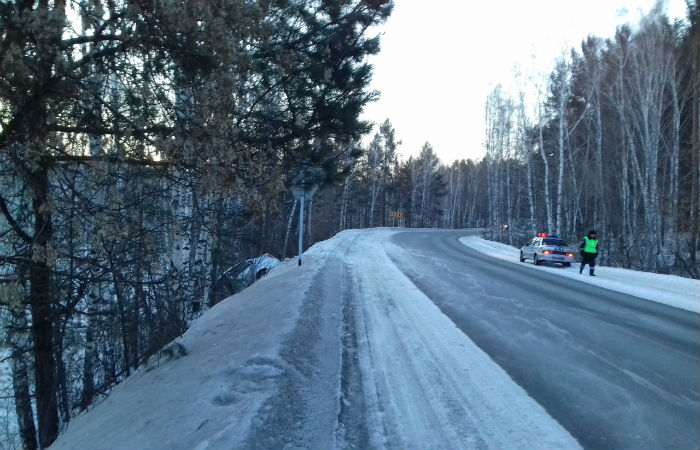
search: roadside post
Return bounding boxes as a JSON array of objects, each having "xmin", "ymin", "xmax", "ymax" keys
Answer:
[{"xmin": 290, "ymin": 184, "xmax": 318, "ymax": 266}]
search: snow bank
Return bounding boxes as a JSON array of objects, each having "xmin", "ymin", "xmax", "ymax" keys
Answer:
[{"xmin": 459, "ymin": 236, "xmax": 699, "ymax": 313}]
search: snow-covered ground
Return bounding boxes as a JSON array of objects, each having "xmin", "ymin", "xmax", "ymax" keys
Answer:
[
  {"xmin": 459, "ymin": 236, "xmax": 699, "ymax": 314},
  {"xmin": 50, "ymin": 229, "xmax": 698, "ymax": 450}
]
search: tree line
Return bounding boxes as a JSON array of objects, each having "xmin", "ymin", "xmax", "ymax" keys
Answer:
[
  {"xmin": 300, "ymin": 4, "xmax": 698, "ymax": 280},
  {"xmin": 481, "ymin": 3, "xmax": 698, "ymax": 277}
]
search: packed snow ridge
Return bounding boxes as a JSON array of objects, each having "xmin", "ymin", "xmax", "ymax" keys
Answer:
[{"xmin": 51, "ymin": 229, "xmax": 698, "ymax": 450}]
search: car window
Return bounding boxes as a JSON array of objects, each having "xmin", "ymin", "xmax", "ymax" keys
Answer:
[{"xmin": 543, "ymin": 238, "xmax": 567, "ymax": 246}]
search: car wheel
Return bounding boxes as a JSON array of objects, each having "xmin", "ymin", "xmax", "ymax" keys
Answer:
[
  {"xmin": 563, "ymin": 262, "xmax": 571, "ymax": 267},
  {"xmin": 534, "ymin": 253, "xmax": 543, "ymax": 265},
  {"xmin": 519, "ymin": 251, "xmax": 525, "ymax": 262},
  {"xmin": 255, "ymin": 268, "xmax": 268, "ymax": 280}
]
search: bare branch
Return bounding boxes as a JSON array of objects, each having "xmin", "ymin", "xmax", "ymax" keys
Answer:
[{"xmin": 0, "ymin": 195, "xmax": 32, "ymax": 243}]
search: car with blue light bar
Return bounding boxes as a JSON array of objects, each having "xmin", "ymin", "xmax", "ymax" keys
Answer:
[{"xmin": 519, "ymin": 233, "xmax": 576, "ymax": 266}]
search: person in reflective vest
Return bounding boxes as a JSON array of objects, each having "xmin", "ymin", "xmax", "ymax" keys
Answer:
[{"xmin": 579, "ymin": 230, "xmax": 599, "ymax": 276}]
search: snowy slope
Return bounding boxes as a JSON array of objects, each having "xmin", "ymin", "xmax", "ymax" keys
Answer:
[{"xmin": 51, "ymin": 229, "xmax": 697, "ymax": 450}]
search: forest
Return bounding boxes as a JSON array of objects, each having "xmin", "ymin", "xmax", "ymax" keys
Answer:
[
  {"xmin": 482, "ymin": 3, "xmax": 699, "ymax": 279},
  {"xmin": 0, "ymin": 0, "xmax": 697, "ymax": 448}
]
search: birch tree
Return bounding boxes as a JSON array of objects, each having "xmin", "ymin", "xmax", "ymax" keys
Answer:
[
  {"xmin": 581, "ymin": 36, "xmax": 609, "ymax": 239},
  {"xmin": 517, "ymin": 92, "xmax": 537, "ymax": 236},
  {"xmin": 547, "ymin": 57, "xmax": 572, "ymax": 236},
  {"xmin": 367, "ymin": 134, "xmax": 382, "ymax": 227},
  {"xmin": 625, "ymin": 14, "xmax": 675, "ymax": 270},
  {"xmin": 7, "ymin": 291, "xmax": 37, "ymax": 450},
  {"xmin": 379, "ymin": 120, "xmax": 399, "ymax": 226}
]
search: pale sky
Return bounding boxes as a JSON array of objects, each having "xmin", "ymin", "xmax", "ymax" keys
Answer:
[{"xmin": 361, "ymin": 0, "xmax": 689, "ymax": 164}]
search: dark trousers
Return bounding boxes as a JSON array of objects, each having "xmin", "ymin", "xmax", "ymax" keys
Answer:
[{"xmin": 580, "ymin": 252, "xmax": 597, "ymax": 273}]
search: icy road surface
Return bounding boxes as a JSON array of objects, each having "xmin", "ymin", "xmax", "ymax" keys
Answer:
[
  {"xmin": 390, "ymin": 230, "xmax": 699, "ymax": 449},
  {"xmin": 51, "ymin": 229, "xmax": 698, "ymax": 450}
]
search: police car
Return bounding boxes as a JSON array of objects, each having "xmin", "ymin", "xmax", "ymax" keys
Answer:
[{"xmin": 519, "ymin": 233, "xmax": 576, "ymax": 266}]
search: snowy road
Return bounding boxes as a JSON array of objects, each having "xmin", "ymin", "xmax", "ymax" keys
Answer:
[
  {"xmin": 328, "ymin": 230, "xmax": 579, "ymax": 449},
  {"xmin": 51, "ymin": 228, "xmax": 699, "ymax": 450},
  {"xmin": 388, "ymin": 230, "xmax": 700, "ymax": 449},
  {"xmin": 241, "ymin": 229, "xmax": 580, "ymax": 449}
]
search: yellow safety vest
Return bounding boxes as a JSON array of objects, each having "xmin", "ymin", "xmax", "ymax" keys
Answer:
[{"xmin": 583, "ymin": 236, "xmax": 598, "ymax": 253}]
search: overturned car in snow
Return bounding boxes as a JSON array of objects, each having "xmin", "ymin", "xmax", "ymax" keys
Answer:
[{"xmin": 209, "ymin": 253, "xmax": 280, "ymax": 306}]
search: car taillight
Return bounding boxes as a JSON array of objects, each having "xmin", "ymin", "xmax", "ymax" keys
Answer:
[
  {"xmin": 567, "ymin": 252, "xmax": 574, "ymax": 257},
  {"xmin": 543, "ymin": 250, "xmax": 551, "ymax": 254}
]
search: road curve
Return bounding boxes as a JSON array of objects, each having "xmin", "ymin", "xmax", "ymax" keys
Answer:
[{"xmin": 386, "ymin": 230, "xmax": 700, "ymax": 450}]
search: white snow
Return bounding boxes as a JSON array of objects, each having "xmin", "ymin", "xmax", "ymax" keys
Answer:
[
  {"xmin": 51, "ymin": 229, "xmax": 698, "ymax": 450},
  {"xmin": 459, "ymin": 236, "xmax": 699, "ymax": 314}
]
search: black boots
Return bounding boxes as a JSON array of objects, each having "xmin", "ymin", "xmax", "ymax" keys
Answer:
[{"xmin": 580, "ymin": 265, "xmax": 596, "ymax": 276}]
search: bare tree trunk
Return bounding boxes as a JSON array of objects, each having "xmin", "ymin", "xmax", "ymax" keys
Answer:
[
  {"xmin": 200, "ymin": 197, "xmax": 215, "ymax": 310},
  {"xmin": 420, "ymin": 157, "xmax": 430, "ymax": 227},
  {"xmin": 449, "ymin": 166, "xmax": 464, "ymax": 229},
  {"xmin": 29, "ymin": 164, "xmax": 59, "ymax": 448},
  {"xmin": 339, "ymin": 172, "xmax": 353, "ymax": 231},
  {"xmin": 130, "ymin": 204, "xmax": 146, "ymax": 371},
  {"xmin": 190, "ymin": 192, "xmax": 213, "ymax": 315},
  {"xmin": 485, "ymin": 88, "xmax": 503, "ymax": 235},
  {"xmin": 306, "ymin": 195, "xmax": 313, "ymax": 247},
  {"xmin": 556, "ymin": 70, "xmax": 570, "ymax": 236},
  {"xmin": 566, "ymin": 137, "xmax": 583, "ymax": 238},
  {"xmin": 167, "ymin": 175, "xmax": 189, "ymax": 337},
  {"xmin": 486, "ymin": 157, "xmax": 497, "ymax": 231},
  {"xmin": 517, "ymin": 93, "xmax": 536, "ymax": 236},
  {"xmin": 54, "ymin": 326, "xmax": 71, "ymax": 424},
  {"xmin": 368, "ymin": 136, "xmax": 380, "ymax": 227},
  {"xmin": 465, "ymin": 171, "xmax": 481, "ymax": 228},
  {"xmin": 80, "ymin": 291, "xmax": 98, "ymax": 411},
  {"xmin": 593, "ymin": 95, "xmax": 608, "ymax": 238},
  {"xmin": 410, "ymin": 160, "xmax": 418, "ymax": 227},
  {"xmin": 10, "ymin": 305, "xmax": 38, "ymax": 450},
  {"xmin": 538, "ymin": 111, "xmax": 554, "ymax": 233},
  {"xmin": 283, "ymin": 199, "xmax": 297, "ymax": 259},
  {"xmin": 504, "ymin": 150, "xmax": 513, "ymax": 244},
  {"xmin": 667, "ymin": 67, "xmax": 682, "ymax": 254}
]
